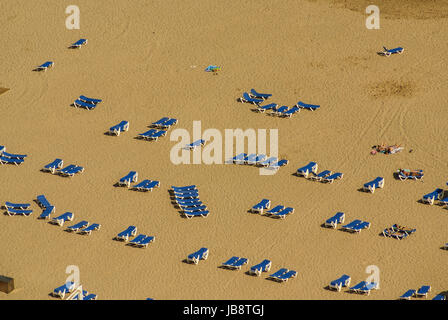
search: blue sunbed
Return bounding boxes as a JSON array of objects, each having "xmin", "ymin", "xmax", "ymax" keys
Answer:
[
  {"xmin": 274, "ymin": 106, "xmax": 288, "ymax": 115},
  {"xmin": 151, "ymin": 117, "xmax": 170, "ymax": 127},
  {"xmin": 341, "ymin": 219, "xmax": 362, "ymax": 232},
  {"xmin": 281, "ymin": 106, "xmax": 300, "ymax": 117},
  {"xmin": 5, "ymin": 202, "xmax": 30, "ymax": 209},
  {"xmin": 272, "ymin": 207, "xmax": 294, "ymax": 219},
  {"xmin": 138, "ymin": 129, "xmax": 158, "ymax": 139},
  {"xmin": 322, "ymin": 172, "xmax": 343, "ymax": 183},
  {"xmin": 258, "ymin": 156, "xmax": 278, "ymax": 167},
  {"xmin": 249, "ymin": 259, "xmax": 272, "ymax": 276},
  {"xmin": 0, "ymin": 156, "xmax": 24, "ymax": 165},
  {"xmin": 276, "ymin": 270, "xmax": 297, "ymax": 282},
  {"xmin": 51, "ymin": 212, "xmax": 74, "ymax": 226},
  {"xmin": 267, "ymin": 268, "xmax": 289, "ymax": 281},
  {"xmin": 109, "ymin": 120, "xmax": 129, "ymax": 135},
  {"xmin": 172, "ymin": 185, "xmax": 197, "ymax": 192},
  {"xmin": 135, "ymin": 236, "xmax": 155, "ymax": 248},
  {"xmin": 184, "ymin": 210, "xmax": 209, "ymax": 219},
  {"xmin": 187, "ymin": 247, "xmax": 209, "ymax": 264},
  {"xmin": 116, "ymin": 226, "xmax": 137, "ymax": 241},
  {"xmin": 251, "ymin": 199, "xmax": 271, "ymax": 214},
  {"xmin": 381, "ymin": 46, "xmax": 404, "ymax": 56},
  {"xmin": 79, "ymin": 223, "xmax": 101, "ymax": 235},
  {"xmin": 6, "ymin": 208, "xmax": 33, "ymax": 216},
  {"xmin": 128, "ymin": 234, "xmax": 147, "ymax": 246},
  {"xmin": 229, "ymin": 258, "xmax": 248, "ymax": 270},
  {"xmin": 231, "ymin": 153, "xmax": 247, "ymax": 164},
  {"xmin": 241, "ymin": 92, "xmax": 263, "ymax": 105},
  {"xmin": 268, "ymin": 159, "xmax": 289, "ymax": 169},
  {"xmin": 432, "ymin": 294, "xmax": 446, "ymax": 300},
  {"xmin": 39, "ymin": 206, "xmax": 55, "ymax": 219},
  {"xmin": 0, "ymin": 146, "xmax": 4, "ymax": 154},
  {"xmin": 310, "ymin": 170, "xmax": 332, "ymax": 181},
  {"xmin": 324, "ymin": 212, "xmax": 345, "ymax": 228},
  {"xmin": 397, "ymin": 169, "xmax": 423, "ymax": 181},
  {"xmin": 249, "ymin": 89, "xmax": 272, "ymax": 100},
  {"xmin": 118, "ymin": 171, "xmax": 138, "ymax": 187},
  {"xmin": 422, "ymin": 188, "xmax": 443, "ymax": 205},
  {"xmin": 53, "ymin": 282, "xmax": 75, "ymax": 298},
  {"xmin": 296, "ymin": 101, "xmax": 320, "ymax": 111},
  {"xmin": 79, "ymin": 95, "xmax": 101, "ymax": 104},
  {"xmin": 329, "ymin": 274, "xmax": 351, "ymax": 291},
  {"xmin": 67, "ymin": 221, "xmax": 89, "ymax": 232},
  {"xmin": 399, "ymin": 289, "xmax": 416, "ymax": 300},
  {"xmin": 221, "ymin": 256, "xmax": 240, "ymax": 268},
  {"xmin": 256, "ymin": 103, "xmax": 278, "ymax": 113},
  {"xmin": 36, "ymin": 61, "xmax": 54, "ymax": 71},
  {"xmin": 264, "ymin": 205, "xmax": 284, "ymax": 216},
  {"xmin": 36, "ymin": 195, "xmax": 51, "ymax": 209},
  {"xmin": 146, "ymin": 130, "xmax": 167, "ymax": 141},
  {"xmin": 2, "ymin": 152, "xmax": 27, "ymax": 159},
  {"xmin": 349, "ymin": 281, "xmax": 368, "ymax": 293},
  {"xmin": 187, "ymin": 139, "xmax": 206, "ymax": 150},
  {"xmin": 159, "ymin": 118, "xmax": 177, "ymax": 129},
  {"xmin": 43, "ymin": 159, "xmax": 63, "ymax": 173},
  {"xmin": 71, "ymin": 38, "xmax": 88, "ymax": 48},
  {"xmin": 358, "ymin": 282, "xmax": 378, "ymax": 295},
  {"xmin": 73, "ymin": 99, "xmax": 97, "ymax": 110},
  {"xmin": 296, "ymin": 162, "xmax": 318, "ymax": 178},
  {"xmin": 415, "ymin": 285, "xmax": 431, "ymax": 298},
  {"xmin": 363, "ymin": 176, "xmax": 384, "ymax": 193}
]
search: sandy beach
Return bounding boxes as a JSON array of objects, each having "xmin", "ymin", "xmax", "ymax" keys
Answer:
[{"xmin": 0, "ymin": 0, "xmax": 447, "ymax": 300}]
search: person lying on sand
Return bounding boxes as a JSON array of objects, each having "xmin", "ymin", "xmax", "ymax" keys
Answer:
[{"xmin": 371, "ymin": 143, "xmax": 403, "ymax": 155}]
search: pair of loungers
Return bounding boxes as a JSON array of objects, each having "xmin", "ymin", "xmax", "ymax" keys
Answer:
[
  {"xmin": 70, "ymin": 39, "xmax": 88, "ymax": 49},
  {"xmin": 4, "ymin": 201, "xmax": 33, "ymax": 216},
  {"xmin": 329, "ymin": 274, "xmax": 351, "ymax": 292},
  {"xmin": 250, "ymin": 200, "xmax": 294, "ymax": 219},
  {"xmin": 340, "ymin": 219, "xmax": 371, "ymax": 233},
  {"xmin": 397, "ymin": 169, "xmax": 424, "ymax": 181},
  {"xmin": 117, "ymin": 171, "xmax": 139, "ymax": 187},
  {"xmin": 114, "ymin": 226, "xmax": 155, "ymax": 248},
  {"xmin": 52, "ymin": 282, "xmax": 97, "ymax": 300},
  {"xmin": 296, "ymin": 162, "xmax": 342, "ymax": 183},
  {"xmin": 187, "ymin": 247, "xmax": 209, "ymax": 264},
  {"xmin": 186, "ymin": 139, "xmax": 207, "ymax": 150},
  {"xmin": 232, "ymin": 153, "xmax": 288, "ymax": 169},
  {"xmin": 267, "ymin": 268, "xmax": 297, "ymax": 283},
  {"xmin": 49, "ymin": 212, "xmax": 74, "ymax": 226},
  {"xmin": 422, "ymin": 188, "xmax": 445, "ymax": 205},
  {"xmin": 36, "ymin": 194, "xmax": 56, "ymax": 219},
  {"xmin": 73, "ymin": 95, "xmax": 102, "ymax": 110},
  {"xmin": 0, "ymin": 151, "xmax": 27, "ymax": 166},
  {"xmin": 256, "ymin": 104, "xmax": 301, "ymax": 117},
  {"xmin": 349, "ymin": 281, "xmax": 379, "ymax": 295},
  {"xmin": 66, "ymin": 221, "xmax": 101, "ymax": 235},
  {"xmin": 240, "ymin": 90, "xmax": 272, "ymax": 105},
  {"xmin": 137, "ymin": 129, "xmax": 167, "ymax": 141},
  {"xmin": 172, "ymin": 185, "xmax": 209, "ymax": 218},
  {"xmin": 363, "ymin": 177, "xmax": 384, "ymax": 193},
  {"xmin": 324, "ymin": 212, "xmax": 345, "ymax": 229},
  {"xmin": 382, "ymin": 224, "xmax": 416, "ymax": 240},
  {"xmin": 42, "ymin": 159, "xmax": 84, "ymax": 177},
  {"xmin": 132, "ymin": 179, "xmax": 160, "ymax": 192},
  {"xmin": 399, "ymin": 285, "xmax": 431, "ymax": 300},
  {"xmin": 109, "ymin": 121, "xmax": 129, "ymax": 136},
  {"xmin": 221, "ymin": 256, "xmax": 249, "ymax": 270},
  {"xmin": 151, "ymin": 117, "xmax": 178, "ymax": 129}
]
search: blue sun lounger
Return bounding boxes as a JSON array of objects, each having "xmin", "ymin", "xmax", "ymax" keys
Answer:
[
  {"xmin": 399, "ymin": 289, "xmax": 416, "ymax": 300},
  {"xmin": 274, "ymin": 106, "xmax": 288, "ymax": 116},
  {"xmin": 363, "ymin": 177, "xmax": 384, "ymax": 193},
  {"xmin": 0, "ymin": 146, "xmax": 4, "ymax": 155},
  {"xmin": 381, "ymin": 46, "xmax": 404, "ymax": 56},
  {"xmin": 2, "ymin": 152, "xmax": 27, "ymax": 159},
  {"xmin": 249, "ymin": 259, "xmax": 272, "ymax": 276},
  {"xmin": 118, "ymin": 171, "xmax": 138, "ymax": 187},
  {"xmin": 182, "ymin": 205, "xmax": 207, "ymax": 213},
  {"xmin": 128, "ymin": 234, "xmax": 147, "ymax": 246},
  {"xmin": 184, "ymin": 209, "xmax": 209, "ymax": 219},
  {"xmin": 243, "ymin": 153, "xmax": 257, "ymax": 164},
  {"xmin": 222, "ymin": 256, "xmax": 239, "ymax": 268},
  {"xmin": 222, "ymin": 257, "xmax": 248, "ymax": 270},
  {"xmin": 147, "ymin": 130, "xmax": 167, "ymax": 141},
  {"xmin": 138, "ymin": 129, "xmax": 158, "ymax": 140},
  {"xmin": 175, "ymin": 192, "xmax": 199, "ymax": 200},
  {"xmin": 187, "ymin": 139, "xmax": 206, "ymax": 150},
  {"xmin": 258, "ymin": 157, "xmax": 277, "ymax": 167},
  {"xmin": 136, "ymin": 236, "xmax": 155, "ymax": 248},
  {"xmin": 151, "ymin": 117, "xmax": 170, "ymax": 127},
  {"xmin": 322, "ymin": 172, "xmax": 343, "ymax": 184},
  {"xmin": 324, "ymin": 212, "xmax": 345, "ymax": 229},
  {"xmin": 296, "ymin": 162, "xmax": 318, "ymax": 178},
  {"xmin": 329, "ymin": 274, "xmax": 351, "ymax": 291},
  {"xmin": 115, "ymin": 226, "xmax": 137, "ymax": 242},
  {"xmin": 246, "ymin": 154, "xmax": 266, "ymax": 165},
  {"xmin": 67, "ymin": 221, "xmax": 89, "ymax": 232},
  {"xmin": 39, "ymin": 206, "xmax": 55, "ymax": 219},
  {"xmin": 79, "ymin": 95, "xmax": 101, "ymax": 104},
  {"xmin": 71, "ymin": 38, "xmax": 88, "ymax": 48},
  {"xmin": 173, "ymin": 188, "xmax": 199, "ymax": 195},
  {"xmin": 6, "ymin": 208, "xmax": 33, "ymax": 216},
  {"xmin": 272, "ymin": 207, "xmax": 294, "ymax": 219},
  {"xmin": 351, "ymin": 221, "xmax": 371, "ymax": 233},
  {"xmin": 109, "ymin": 121, "xmax": 129, "ymax": 136},
  {"xmin": 276, "ymin": 270, "xmax": 297, "ymax": 282},
  {"xmin": 341, "ymin": 219, "xmax": 362, "ymax": 232},
  {"xmin": 422, "ymin": 188, "xmax": 443, "ymax": 205},
  {"xmin": 132, "ymin": 180, "xmax": 160, "ymax": 191},
  {"xmin": 36, "ymin": 195, "xmax": 51, "ymax": 209},
  {"xmin": 249, "ymin": 89, "xmax": 272, "ymax": 100},
  {"xmin": 357, "ymin": 282, "xmax": 378, "ymax": 295},
  {"xmin": 42, "ymin": 159, "xmax": 63, "ymax": 174},
  {"xmin": 281, "ymin": 106, "xmax": 300, "ymax": 117},
  {"xmin": 432, "ymin": 294, "xmax": 446, "ymax": 300},
  {"xmin": 51, "ymin": 212, "xmax": 74, "ymax": 226},
  {"xmin": 296, "ymin": 101, "xmax": 320, "ymax": 111},
  {"xmin": 187, "ymin": 247, "xmax": 209, "ymax": 264},
  {"xmin": 36, "ymin": 61, "xmax": 54, "ymax": 71},
  {"xmin": 0, "ymin": 156, "xmax": 24, "ymax": 165},
  {"xmin": 267, "ymin": 268, "xmax": 289, "ymax": 281},
  {"xmin": 74, "ymin": 99, "xmax": 97, "ymax": 110},
  {"xmin": 240, "ymin": 92, "xmax": 263, "ymax": 105},
  {"xmin": 5, "ymin": 202, "xmax": 30, "ymax": 210},
  {"xmin": 172, "ymin": 185, "xmax": 197, "ymax": 192},
  {"xmin": 78, "ymin": 223, "xmax": 101, "ymax": 235},
  {"xmin": 232, "ymin": 153, "xmax": 247, "ymax": 164},
  {"xmin": 64, "ymin": 166, "xmax": 84, "ymax": 177},
  {"xmin": 256, "ymin": 103, "xmax": 278, "ymax": 113},
  {"xmin": 310, "ymin": 170, "xmax": 332, "ymax": 181},
  {"xmin": 58, "ymin": 164, "xmax": 76, "ymax": 175},
  {"xmin": 159, "ymin": 118, "xmax": 177, "ymax": 129},
  {"xmin": 53, "ymin": 282, "xmax": 75, "ymax": 298},
  {"xmin": 268, "ymin": 159, "xmax": 289, "ymax": 169},
  {"xmin": 349, "ymin": 281, "xmax": 368, "ymax": 293},
  {"xmin": 177, "ymin": 198, "xmax": 202, "ymax": 206},
  {"xmin": 264, "ymin": 205, "xmax": 284, "ymax": 216},
  {"xmin": 415, "ymin": 285, "xmax": 431, "ymax": 298},
  {"xmin": 251, "ymin": 199, "xmax": 271, "ymax": 214}
]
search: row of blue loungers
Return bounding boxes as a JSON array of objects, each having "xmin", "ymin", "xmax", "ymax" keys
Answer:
[
  {"xmin": 73, "ymin": 95, "xmax": 102, "ymax": 110},
  {"xmin": 172, "ymin": 185, "xmax": 209, "ymax": 218},
  {"xmin": 296, "ymin": 161, "xmax": 343, "ymax": 183},
  {"xmin": 114, "ymin": 225, "xmax": 155, "ymax": 248},
  {"xmin": 231, "ymin": 153, "xmax": 288, "ymax": 169},
  {"xmin": 324, "ymin": 212, "xmax": 371, "ymax": 233},
  {"xmin": 117, "ymin": 171, "xmax": 160, "ymax": 192},
  {"xmin": 0, "ymin": 146, "xmax": 27, "ymax": 166},
  {"xmin": 250, "ymin": 199, "xmax": 295, "ymax": 219},
  {"xmin": 137, "ymin": 117, "xmax": 178, "ymax": 141},
  {"xmin": 329, "ymin": 275, "xmax": 378, "ymax": 295},
  {"xmin": 42, "ymin": 159, "xmax": 84, "ymax": 177},
  {"xmin": 399, "ymin": 285, "xmax": 443, "ymax": 300}
]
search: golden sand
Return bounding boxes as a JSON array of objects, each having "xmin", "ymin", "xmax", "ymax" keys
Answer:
[{"xmin": 0, "ymin": 0, "xmax": 447, "ymax": 300}]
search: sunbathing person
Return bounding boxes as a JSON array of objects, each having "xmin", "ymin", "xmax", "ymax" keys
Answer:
[{"xmin": 398, "ymin": 169, "xmax": 422, "ymax": 177}]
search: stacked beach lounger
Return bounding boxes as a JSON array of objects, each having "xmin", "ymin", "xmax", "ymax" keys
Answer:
[
  {"xmin": 172, "ymin": 185, "xmax": 209, "ymax": 218},
  {"xmin": 137, "ymin": 117, "xmax": 178, "ymax": 141}
]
